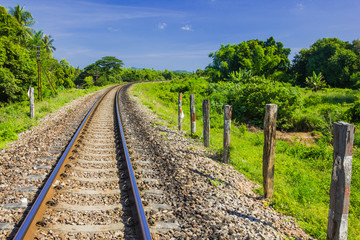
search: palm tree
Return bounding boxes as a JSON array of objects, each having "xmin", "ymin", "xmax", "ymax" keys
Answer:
[
  {"xmin": 43, "ymin": 34, "xmax": 56, "ymax": 55},
  {"xmin": 8, "ymin": 5, "xmax": 36, "ymax": 39},
  {"xmin": 31, "ymin": 30, "xmax": 44, "ymax": 46}
]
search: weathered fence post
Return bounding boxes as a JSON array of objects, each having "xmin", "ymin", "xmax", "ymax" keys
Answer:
[
  {"xmin": 327, "ymin": 122, "xmax": 355, "ymax": 240},
  {"xmin": 190, "ymin": 94, "xmax": 196, "ymax": 135},
  {"xmin": 263, "ymin": 104, "xmax": 278, "ymax": 199},
  {"xmin": 28, "ymin": 87, "xmax": 35, "ymax": 118},
  {"xmin": 203, "ymin": 99, "xmax": 210, "ymax": 147},
  {"xmin": 178, "ymin": 93, "xmax": 183, "ymax": 131},
  {"xmin": 223, "ymin": 105, "xmax": 232, "ymax": 164}
]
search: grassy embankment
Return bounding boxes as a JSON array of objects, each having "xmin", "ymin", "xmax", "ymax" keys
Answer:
[
  {"xmin": 0, "ymin": 85, "xmax": 113, "ymax": 149},
  {"xmin": 130, "ymin": 81, "xmax": 360, "ymax": 240}
]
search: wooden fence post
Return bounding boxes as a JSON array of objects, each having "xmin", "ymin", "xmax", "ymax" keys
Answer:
[
  {"xmin": 178, "ymin": 93, "xmax": 183, "ymax": 131},
  {"xmin": 263, "ymin": 104, "xmax": 278, "ymax": 199},
  {"xmin": 28, "ymin": 87, "xmax": 35, "ymax": 118},
  {"xmin": 203, "ymin": 99, "xmax": 210, "ymax": 147},
  {"xmin": 190, "ymin": 94, "xmax": 196, "ymax": 135},
  {"xmin": 223, "ymin": 105, "xmax": 232, "ymax": 164},
  {"xmin": 327, "ymin": 122, "xmax": 355, "ymax": 240}
]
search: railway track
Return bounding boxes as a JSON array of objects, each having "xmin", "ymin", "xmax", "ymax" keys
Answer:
[
  {"xmin": 13, "ymin": 85, "xmax": 151, "ymax": 239},
  {"xmin": 1, "ymin": 82, "xmax": 313, "ymax": 239}
]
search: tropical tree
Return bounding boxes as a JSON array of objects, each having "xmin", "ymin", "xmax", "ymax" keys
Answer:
[
  {"xmin": 29, "ymin": 30, "xmax": 44, "ymax": 47},
  {"xmin": 305, "ymin": 71, "xmax": 326, "ymax": 92},
  {"xmin": 8, "ymin": 5, "xmax": 35, "ymax": 41},
  {"xmin": 43, "ymin": 34, "xmax": 56, "ymax": 55},
  {"xmin": 95, "ymin": 56, "xmax": 124, "ymax": 79}
]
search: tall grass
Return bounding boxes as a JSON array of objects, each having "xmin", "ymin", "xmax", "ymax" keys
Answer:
[{"xmin": 130, "ymin": 82, "xmax": 360, "ymax": 240}]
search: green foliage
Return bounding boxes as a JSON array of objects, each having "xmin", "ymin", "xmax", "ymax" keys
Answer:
[
  {"xmin": 77, "ymin": 56, "xmax": 123, "ymax": 86},
  {"xmin": 205, "ymin": 78, "xmax": 301, "ymax": 129},
  {"xmin": 292, "ymin": 88, "xmax": 356, "ymax": 133},
  {"xmin": 0, "ymin": 6, "xmax": 23, "ymax": 40},
  {"xmin": 292, "ymin": 38, "xmax": 360, "ymax": 88},
  {"xmin": 347, "ymin": 100, "xmax": 360, "ymax": 122},
  {"xmin": 0, "ymin": 5, "xmax": 79, "ymax": 104},
  {"xmin": 8, "ymin": 5, "xmax": 35, "ymax": 40},
  {"xmin": 83, "ymin": 76, "xmax": 94, "ymax": 88},
  {"xmin": 206, "ymin": 37, "xmax": 291, "ymax": 82},
  {"xmin": 76, "ymin": 59, "xmax": 182, "ymax": 86},
  {"xmin": 235, "ymin": 80, "xmax": 301, "ymax": 128},
  {"xmin": 170, "ymin": 76, "xmax": 209, "ymax": 94},
  {"xmin": 305, "ymin": 71, "xmax": 327, "ymax": 92},
  {"xmin": 0, "ymin": 67, "xmax": 21, "ymax": 102},
  {"xmin": 229, "ymin": 69, "xmax": 253, "ymax": 83}
]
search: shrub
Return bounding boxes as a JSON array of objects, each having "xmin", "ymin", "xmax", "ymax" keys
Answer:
[{"xmin": 235, "ymin": 80, "xmax": 302, "ymax": 129}]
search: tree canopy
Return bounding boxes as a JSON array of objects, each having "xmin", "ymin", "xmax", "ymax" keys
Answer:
[
  {"xmin": 8, "ymin": 5, "xmax": 35, "ymax": 42},
  {"xmin": 206, "ymin": 37, "xmax": 291, "ymax": 82},
  {"xmin": 292, "ymin": 38, "xmax": 360, "ymax": 88}
]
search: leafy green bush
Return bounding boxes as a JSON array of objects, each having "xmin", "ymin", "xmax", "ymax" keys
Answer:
[
  {"xmin": 235, "ymin": 80, "xmax": 302, "ymax": 129},
  {"xmin": 206, "ymin": 82, "xmax": 241, "ymax": 113}
]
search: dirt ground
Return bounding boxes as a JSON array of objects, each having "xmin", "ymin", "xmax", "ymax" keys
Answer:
[{"xmin": 247, "ymin": 125, "xmax": 321, "ymax": 146}]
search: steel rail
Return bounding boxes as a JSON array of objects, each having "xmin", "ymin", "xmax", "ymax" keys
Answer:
[
  {"xmin": 115, "ymin": 88, "xmax": 152, "ymax": 240},
  {"xmin": 14, "ymin": 86, "xmax": 115, "ymax": 240}
]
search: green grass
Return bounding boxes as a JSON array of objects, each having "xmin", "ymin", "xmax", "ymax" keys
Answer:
[
  {"xmin": 131, "ymin": 82, "xmax": 360, "ymax": 240},
  {"xmin": 0, "ymin": 85, "xmax": 113, "ymax": 149}
]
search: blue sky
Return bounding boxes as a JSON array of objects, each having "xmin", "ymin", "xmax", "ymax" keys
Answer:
[{"xmin": 1, "ymin": 0, "xmax": 360, "ymax": 71}]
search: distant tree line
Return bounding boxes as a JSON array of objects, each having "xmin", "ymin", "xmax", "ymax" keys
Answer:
[
  {"xmin": 75, "ymin": 57, "xmax": 189, "ymax": 88},
  {"xmin": 0, "ymin": 5, "xmax": 189, "ymax": 104},
  {"xmin": 2, "ymin": 4, "xmax": 359, "ymax": 105}
]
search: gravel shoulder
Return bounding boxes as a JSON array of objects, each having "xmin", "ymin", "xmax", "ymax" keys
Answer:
[{"xmin": 125, "ymin": 83, "xmax": 313, "ymax": 239}]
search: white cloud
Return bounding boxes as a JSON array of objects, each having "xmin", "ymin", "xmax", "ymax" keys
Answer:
[
  {"xmin": 181, "ymin": 25, "xmax": 192, "ymax": 31},
  {"xmin": 296, "ymin": 2, "xmax": 304, "ymax": 11},
  {"xmin": 158, "ymin": 22, "xmax": 167, "ymax": 30},
  {"xmin": 107, "ymin": 27, "xmax": 119, "ymax": 32}
]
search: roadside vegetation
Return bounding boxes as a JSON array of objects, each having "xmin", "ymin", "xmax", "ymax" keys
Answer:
[
  {"xmin": 131, "ymin": 79, "xmax": 360, "ymax": 240},
  {"xmin": 127, "ymin": 37, "xmax": 360, "ymax": 240}
]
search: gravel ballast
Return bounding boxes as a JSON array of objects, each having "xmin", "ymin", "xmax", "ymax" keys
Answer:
[{"xmin": 119, "ymin": 83, "xmax": 313, "ymax": 239}]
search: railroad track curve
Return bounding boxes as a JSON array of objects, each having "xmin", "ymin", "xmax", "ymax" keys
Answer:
[{"xmin": 13, "ymin": 85, "xmax": 151, "ymax": 239}]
